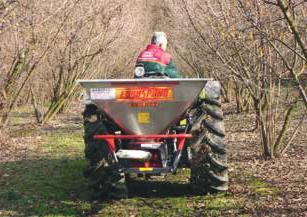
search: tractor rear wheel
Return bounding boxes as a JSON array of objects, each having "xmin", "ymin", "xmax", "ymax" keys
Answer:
[
  {"xmin": 83, "ymin": 104, "xmax": 128, "ymax": 199},
  {"xmin": 189, "ymin": 82, "xmax": 228, "ymax": 193}
]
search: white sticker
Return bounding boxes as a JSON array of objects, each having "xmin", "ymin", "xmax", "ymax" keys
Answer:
[{"xmin": 90, "ymin": 88, "xmax": 115, "ymax": 100}]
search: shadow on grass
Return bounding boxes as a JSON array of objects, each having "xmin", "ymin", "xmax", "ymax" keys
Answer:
[
  {"xmin": 127, "ymin": 179, "xmax": 194, "ymax": 198},
  {"xmin": 0, "ymin": 158, "xmax": 97, "ymax": 217},
  {"xmin": 0, "ymin": 158, "xmax": 203, "ymax": 217}
]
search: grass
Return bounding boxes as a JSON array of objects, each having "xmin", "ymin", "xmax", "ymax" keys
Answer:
[
  {"xmin": 6, "ymin": 105, "xmax": 35, "ymax": 127},
  {"xmin": 95, "ymin": 178, "xmax": 244, "ymax": 217},
  {"xmin": 0, "ymin": 126, "xmax": 93, "ymax": 217},
  {"xmin": 96, "ymin": 194, "xmax": 243, "ymax": 217},
  {"xmin": 248, "ymin": 176, "xmax": 281, "ymax": 197},
  {"xmin": 0, "ymin": 123, "xmax": 281, "ymax": 217}
]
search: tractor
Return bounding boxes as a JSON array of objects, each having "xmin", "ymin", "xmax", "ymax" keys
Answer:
[{"xmin": 78, "ymin": 70, "xmax": 228, "ymax": 198}]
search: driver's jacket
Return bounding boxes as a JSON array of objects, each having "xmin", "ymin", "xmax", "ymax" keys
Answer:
[{"xmin": 136, "ymin": 44, "xmax": 180, "ymax": 78}]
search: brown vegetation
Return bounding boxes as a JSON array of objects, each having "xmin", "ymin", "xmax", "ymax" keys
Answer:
[
  {"xmin": 0, "ymin": 0, "xmax": 155, "ymax": 126},
  {"xmin": 0, "ymin": 1, "xmax": 306, "ymax": 155},
  {"xmin": 163, "ymin": 0, "xmax": 306, "ymax": 158}
]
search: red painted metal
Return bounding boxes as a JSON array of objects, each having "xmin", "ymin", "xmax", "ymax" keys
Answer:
[
  {"xmin": 94, "ymin": 134, "xmax": 192, "ymax": 165},
  {"xmin": 177, "ymin": 138, "xmax": 186, "ymax": 151},
  {"xmin": 104, "ymin": 138, "xmax": 116, "ymax": 152},
  {"xmin": 94, "ymin": 134, "xmax": 192, "ymax": 140},
  {"xmin": 94, "ymin": 134, "xmax": 191, "ymax": 152}
]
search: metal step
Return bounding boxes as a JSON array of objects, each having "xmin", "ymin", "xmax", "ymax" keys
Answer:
[
  {"xmin": 140, "ymin": 143, "xmax": 162, "ymax": 149},
  {"xmin": 116, "ymin": 149, "xmax": 152, "ymax": 161}
]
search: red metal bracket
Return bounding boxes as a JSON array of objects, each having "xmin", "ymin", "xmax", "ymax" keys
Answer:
[{"xmin": 94, "ymin": 134, "xmax": 192, "ymax": 152}]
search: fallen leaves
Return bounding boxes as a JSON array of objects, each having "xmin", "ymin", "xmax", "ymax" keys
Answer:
[
  {"xmin": 0, "ymin": 132, "xmax": 41, "ymax": 163},
  {"xmin": 226, "ymin": 110, "xmax": 307, "ymax": 217}
]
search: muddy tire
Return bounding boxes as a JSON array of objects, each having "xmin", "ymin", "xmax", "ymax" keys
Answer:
[
  {"xmin": 83, "ymin": 104, "xmax": 128, "ymax": 199},
  {"xmin": 189, "ymin": 82, "xmax": 228, "ymax": 194}
]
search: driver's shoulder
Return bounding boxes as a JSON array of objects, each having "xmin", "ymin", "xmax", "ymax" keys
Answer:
[{"xmin": 159, "ymin": 51, "xmax": 171, "ymax": 65}]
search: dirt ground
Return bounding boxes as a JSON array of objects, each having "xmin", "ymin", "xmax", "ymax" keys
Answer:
[
  {"xmin": 0, "ymin": 103, "xmax": 306, "ymax": 216},
  {"xmin": 225, "ymin": 107, "xmax": 307, "ymax": 216}
]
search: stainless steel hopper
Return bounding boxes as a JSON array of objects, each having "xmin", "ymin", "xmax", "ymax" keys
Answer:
[{"xmin": 78, "ymin": 79, "xmax": 210, "ymax": 135}]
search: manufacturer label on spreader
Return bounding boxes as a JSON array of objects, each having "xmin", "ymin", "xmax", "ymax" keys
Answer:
[
  {"xmin": 116, "ymin": 87, "xmax": 174, "ymax": 101},
  {"xmin": 90, "ymin": 87, "xmax": 174, "ymax": 101},
  {"xmin": 90, "ymin": 88, "xmax": 116, "ymax": 100}
]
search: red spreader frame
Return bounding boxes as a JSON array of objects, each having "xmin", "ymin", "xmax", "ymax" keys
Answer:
[
  {"xmin": 93, "ymin": 134, "xmax": 192, "ymax": 173},
  {"xmin": 94, "ymin": 134, "xmax": 192, "ymax": 152}
]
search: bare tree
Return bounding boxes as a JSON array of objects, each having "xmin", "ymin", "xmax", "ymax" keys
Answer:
[
  {"xmin": 164, "ymin": 0, "xmax": 306, "ymax": 158},
  {"xmin": 0, "ymin": 0, "xmax": 157, "ymax": 126}
]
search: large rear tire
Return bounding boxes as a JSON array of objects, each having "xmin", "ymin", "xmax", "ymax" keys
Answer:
[
  {"xmin": 83, "ymin": 104, "xmax": 128, "ymax": 199},
  {"xmin": 189, "ymin": 82, "xmax": 228, "ymax": 193}
]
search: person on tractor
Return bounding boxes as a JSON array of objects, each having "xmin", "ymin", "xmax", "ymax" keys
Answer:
[{"xmin": 136, "ymin": 32, "xmax": 181, "ymax": 78}]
